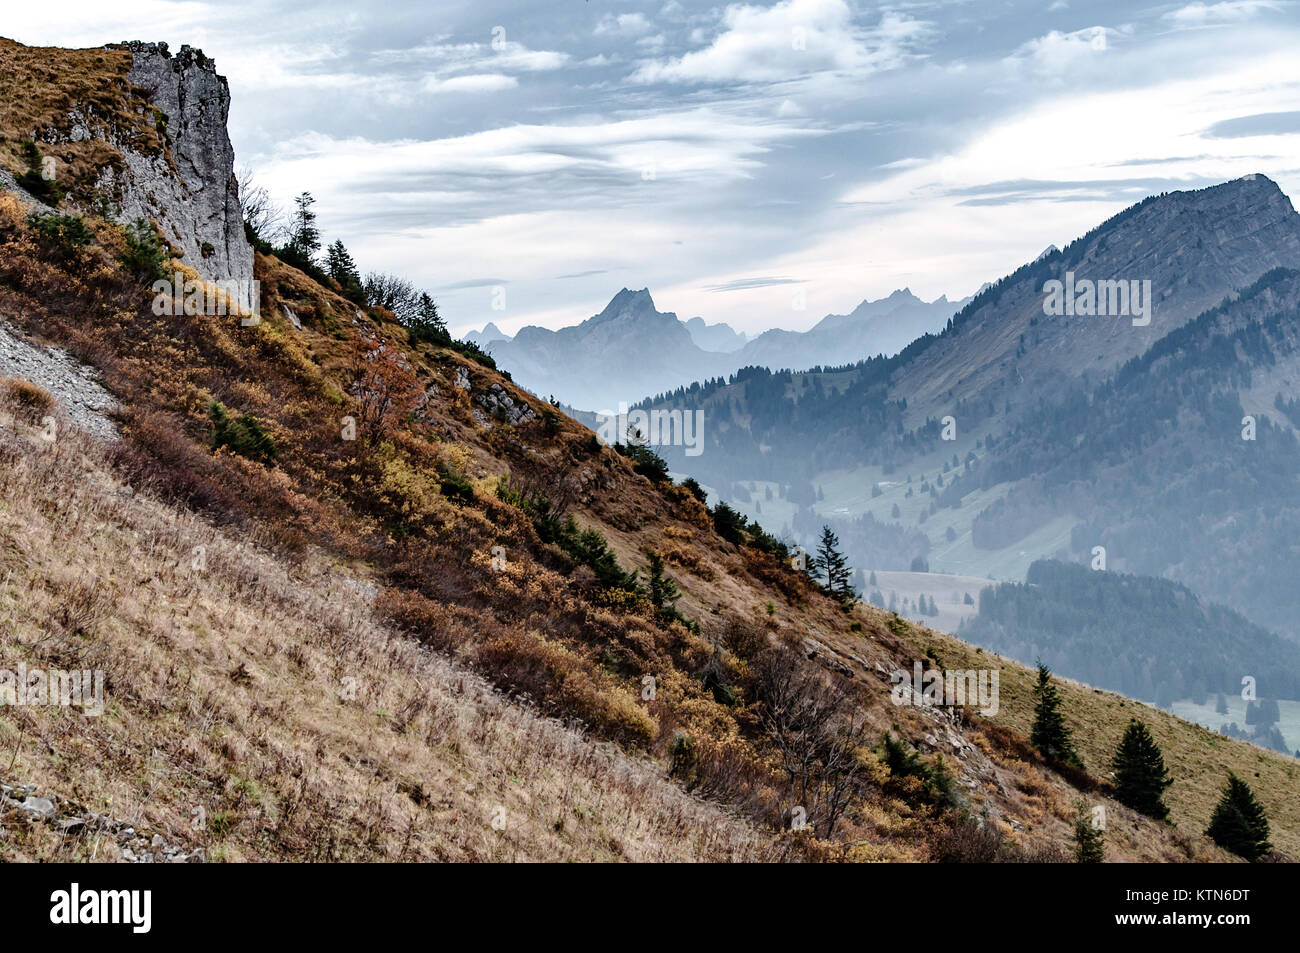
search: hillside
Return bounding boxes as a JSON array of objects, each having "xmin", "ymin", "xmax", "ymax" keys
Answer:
[
  {"xmin": 642, "ymin": 181, "xmax": 1300, "ymax": 638},
  {"xmin": 961, "ymin": 561, "xmax": 1300, "ymax": 753},
  {"xmin": 0, "ymin": 36, "xmax": 1295, "ymax": 863}
]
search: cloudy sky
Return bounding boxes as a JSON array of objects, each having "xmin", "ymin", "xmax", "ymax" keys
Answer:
[{"xmin": 9, "ymin": 0, "xmax": 1300, "ymax": 335}]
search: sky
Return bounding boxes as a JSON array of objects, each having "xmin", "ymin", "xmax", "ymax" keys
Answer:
[{"xmin": 8, "ymin": 0, "xmax": 1300, "ymax": 336}]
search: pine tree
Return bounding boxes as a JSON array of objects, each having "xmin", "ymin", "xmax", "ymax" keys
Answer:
[
  {"xmin": 1110, "ymin": 719, "xmax": 1172, "ymax": 820},
  {"xmin": 325, "ymin": 240, "xmax": 364, "ymax": 303},
  {"xmin": 1205, "ymin": 773, "xmax": 1272, "ymax": 861},
  {"xmin": 1073, "ymin": 808, "xmax": 1105, "ymax": 863},
  {"xmin": 1030, "ymin": 663, "xmax": 1083, "ymax": 769},
  {"xmin": 813, "ymin": 525, "xmax": 853, "ymax": 605},
  {"xmin": 407, "ymin": 292, "xmax": 450, "ymax": 345},
  {"xmin": 644, "ymin": 550, "xmax": 681, "ymax": 617},
  {"xmin": 285, "ymin": 191, "xmax": 321, "ymax": 264}
]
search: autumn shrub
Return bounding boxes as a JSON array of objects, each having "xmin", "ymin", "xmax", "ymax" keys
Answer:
[
  {"xmin": 119, "ymin": 217, "xmax": 169, "ymax": 281},
  {"xmin": 209, "ymin": 399, "xmax": 277, "ymax": 462},
  {"xmin": 1, "ymin": 377, "xmax": 55, "ymax": 422},
  {"xmin": 28, "ymin": 211, "xmax": 92, "ymax": 255}
]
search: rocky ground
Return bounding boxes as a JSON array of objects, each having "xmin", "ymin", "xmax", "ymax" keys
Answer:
[{"xmin": 1, "ymin": 781, "xmax": 205, "ymax": 862}]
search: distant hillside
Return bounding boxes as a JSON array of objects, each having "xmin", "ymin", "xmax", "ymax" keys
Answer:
[
  {"xmin": 960, "ymin": 561, "xmax": 1300, "ymax": 724},
  {"xmin": 641, "ymin": 178, "xmax": 1300, "ymax": 641}
]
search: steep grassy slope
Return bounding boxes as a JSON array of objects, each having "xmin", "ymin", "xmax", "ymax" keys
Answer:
[
  {"xmin": 0, "ymin": 396, "xmax": 769, "ymax": 861},
  {"xmin": 0, "ymin": 186, "xmax": 1286, "ymax": 863}
]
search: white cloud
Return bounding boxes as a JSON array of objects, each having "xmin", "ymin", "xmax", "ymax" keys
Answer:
[
  {"xmin": 1006, "ymin": 26, "xmax": 1113, "ymax": 75},
  {"xmin": 632, "ymin": 0, "xmax": 931, "ymax": 85},
  {"xmin": 422, "ymin": 73, "xmax": 518, "ymax": 94},
  {"xmin": 595, "ymin": 13, "xmax": 655, "ymax": 37},
  {"xmin": 1165, "ymin": 1, "xmax": 1286, "ymax": 26}
]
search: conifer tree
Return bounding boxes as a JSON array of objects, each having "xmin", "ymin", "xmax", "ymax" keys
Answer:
[
  {"xmin": 1030, "ymin": 663, "xmax": 1083, "ymax": 768},
  {"xmin": 285, "ymin": 191, "xmax": 320, "ymax": 263},
  {"xmin": 813, "ymin": 525, "xmax": 853, "ymax": 605},
  {"xmin": 1110, "ymin": 719, "xmax": 1173, "ymax": 820},
  {"xmin": 1205, "ymin": 773, "xmax": 1272, "ymax": 861},
  {"xmin": 1073, "ymin": 806, "xmax": 1105, "ymax": 863},
  {"xmin": 645, "ymin": 550, "xmax": 681, "ymax": 616},
  {"xmin": 325, "ymin": 240, "xmax": 364, "ymax": 302}
]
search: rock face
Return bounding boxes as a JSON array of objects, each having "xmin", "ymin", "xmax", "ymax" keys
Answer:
[{"xmin": 106, "ymin": 42, "xmax": 254, "ymax": 311}]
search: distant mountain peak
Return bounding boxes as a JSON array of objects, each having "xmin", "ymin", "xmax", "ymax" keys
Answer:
[{"xmin": 594, "ymin": 287, "xmax": 658, "ymax": 323}]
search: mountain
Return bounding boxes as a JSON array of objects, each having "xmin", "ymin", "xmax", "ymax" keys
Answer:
[
  {"xmin": 3, "ymin": 36, "xmax": 1296, "ymax": 864},
  {"xmin": 477, "ymin": 288, "xmax": 721, "ymax": 410},
  {"xmin": 641, "ymin": 176, "xmax": 1300, "ymax": 640},
  {"xmin": 476, "ymin": 287, "xmax": 964, "ymax": 411},
  {"xmin": 684, "ymin": 315, "xmax": 747, "ymax": 352},
  {"xmin": 736, "ymin": 288, "xmax": 968, "ymax": 371},
  {"xmin": 463, "ymin": 321, "xmax": 510, "ymax": 348}
]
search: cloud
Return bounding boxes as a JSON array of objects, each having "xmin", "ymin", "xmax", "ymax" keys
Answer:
[
  {"xmin": 631, "ymin": 0, "xmax": 931, "ymax": 85},
  {"xmin": 1006, "ymin": 26, "xmax": 1113, "ymax": 75},
  {"xmin": 422, "ymin": 73, "xmax": 518, "ymax": 94},
  {"xmin": 1204, "ymin": 110, "xmax": 1300, "ymax": 137},
  {"xmin": 704, "ymin": 276, "xmax": 805, "ymax": 292},
  {"xmin": 378, "ymin": 39, "xmax": 569, "ymax": 73},
  {"xmin": 1164, "ymin": 1, "xmax": 1287, "ymax": 26},
  {"xmin": 595, "ymin": 13, "xmax": 655, "ymax": 37}
]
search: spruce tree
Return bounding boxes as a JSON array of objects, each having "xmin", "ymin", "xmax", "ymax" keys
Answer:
[
  {"xmin": 645, "ymin": 550, "xmax": 681, "ymax": 616},
  {"xmin": 1205, "ymin": 773, "xmax": 1272, "ymax": 861},
  {"xmin": 1109, "ymin": 719, "xmax": 1172, "ymax": 820},
  {"xmin": 1030, "ymin": 663, "xmax": 1083, "ymax": 769},
  {"xmin": 1073, "ymin": 807, "xmax": 1105, "ymax": 863},
  {"xmin": 285, "ymin": 191, "xmax": 320, "ymax": 263},
  {"xmin": 407, "ymin": 292, "xmax": 450, "ymax": 345},
  {"xmin": 325, "ymin": 240, "xmax": 364, "ymax": 303},
  {"xmin": 813, "ymin": 525, "xmax": 853, "ymax": 605}
]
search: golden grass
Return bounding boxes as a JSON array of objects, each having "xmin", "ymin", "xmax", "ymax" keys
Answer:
[
  {"xmin": 0, "ymin": 392, "xmax": 771, "ymax": 862},
  {"xmin": 0, "ymin": 38, "xmax": 161, "ymax": 206},
  {"xmin": 893, "ymin": 619, "xmax": 1297, "ymax": 859}
]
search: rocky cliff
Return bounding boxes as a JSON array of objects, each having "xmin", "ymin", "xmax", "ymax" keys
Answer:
[
  {"xmin": 0, "ymin": 38, "xmax": 253, "ymax": 311},
  {"xmin": 113, "ymin": 42, "xmax": 254, "ymax": 310}
]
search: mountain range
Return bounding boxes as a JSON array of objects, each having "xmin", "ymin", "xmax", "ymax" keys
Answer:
[
  {"xmin": 638, "ymin": 175, "xmax": 1300, "ymax": 649},
  {"xmin": 466, "ymin": 286, "xmax": 965, "ymax": 411}
]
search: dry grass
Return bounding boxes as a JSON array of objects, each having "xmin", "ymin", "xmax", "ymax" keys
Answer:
[
  {"xmin": 0, "ymin": 38, "xmax": 159, "ymax": 206},
  {"xmin": 890, "ymin": 618, "xmax": 1297, "ymax": 859},
  {"xmin": 0, "ymin": 397, "xmax": 771, "ymax": 862}
]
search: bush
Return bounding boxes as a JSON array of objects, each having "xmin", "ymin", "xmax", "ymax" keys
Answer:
[
  {"xmin": 15, "ymin": 142, "xmax": 64, "ymax": 206},
  {"xmin": 209, "ymin": 400, "xmax": 277, "ymax": 462},
  {"xmin": 27, "ymin": 212, "xmax": 93, "ymax": 254},
  {"xmin": 120, "ymin": 218, "xmax": 169, "ymax": 281}
]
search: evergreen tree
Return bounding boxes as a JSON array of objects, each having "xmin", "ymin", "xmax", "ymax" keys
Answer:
[
  {"xmin": 284, "ymin": 191, "xmax": 321, "ymax": 265},
  {"xmin": 645, "ymin": 550, "xmax": 681, "ymax": 616},
  {"xmin": 1110, "ymin": 719, "xmax": 1173, "ymax": 820},
  {"xmin": 406, "ymin": 292, "xmax": 450, "ymax": 345},
  {"xmin": 325, "ymin": 240, "xmax": 364, "ymax": 303},
  {"xmin": 813, "ymin": 525, "xmax": 853, "ymax": 604},
  {"xmin": 1205, "ymin": 773, "xmax": 1272, "ymax": 861},
  {"xmin": 1215, "ymin": 693, "xmax": 1228, "ymax": 715},
  {"xmin": 1030, "ymin": 663, "xmax": 1083, "ymax": 769},
  {"xmin": 1073, "ymin": 807, "xmax": 1105, "ymax": 863}
]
